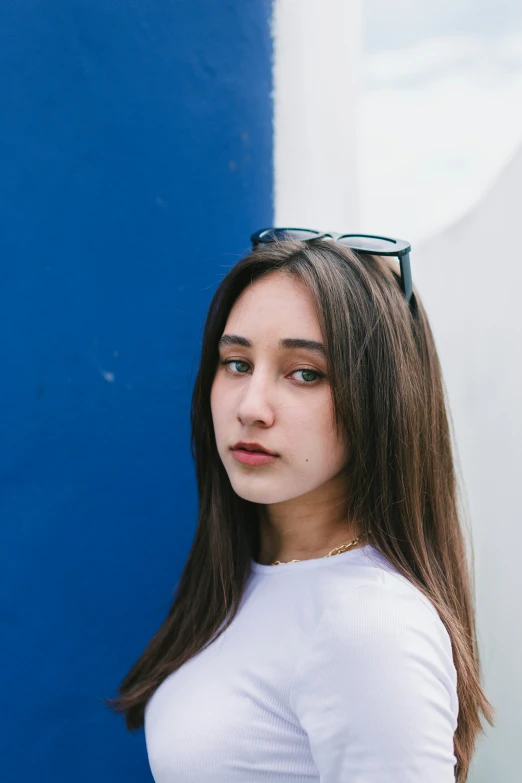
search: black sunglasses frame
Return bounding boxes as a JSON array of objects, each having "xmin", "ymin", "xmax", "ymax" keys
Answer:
[{"xmin": 250, "ymin": 227, "xmax": 413, "ymax": 304}]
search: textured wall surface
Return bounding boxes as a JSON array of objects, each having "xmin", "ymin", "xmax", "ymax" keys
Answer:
[{"xmin": 0, "ymin": 2, "xmax": 273, "ymax": 780}]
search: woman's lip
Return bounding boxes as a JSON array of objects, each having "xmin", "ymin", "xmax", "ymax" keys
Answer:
[{"xmin": 231, "ymin": 449, "xmax": 279, "ymax": 466}]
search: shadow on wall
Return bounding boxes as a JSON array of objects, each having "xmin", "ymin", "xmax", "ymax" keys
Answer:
[{"xmin": 414, "ymin": 141, "xmax": 522, "ymax": 783}]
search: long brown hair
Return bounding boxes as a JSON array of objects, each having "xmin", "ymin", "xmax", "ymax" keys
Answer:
[{"xmin": 106, "ymin": 238, "xmax": 495, "ymax": 781}]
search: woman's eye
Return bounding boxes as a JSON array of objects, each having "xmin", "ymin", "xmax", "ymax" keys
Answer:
[
  {"xmin": 222, "ymin": 359, "xmax": 249, "ymax": 374},
  {"xmin": 220, "ymin": 360, "xmax": 324, "ymax": 385},
  {"xmin": 295, "ymin": 368, "xmax": 322, "ymax": 384}
]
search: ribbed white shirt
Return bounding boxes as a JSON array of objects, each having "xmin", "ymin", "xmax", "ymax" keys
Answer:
[{"xmin": 144, "ymin": 544, "xmax": 459, "ymax": 782}]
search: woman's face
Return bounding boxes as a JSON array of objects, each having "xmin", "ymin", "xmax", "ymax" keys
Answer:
[{"xmin": 210, "ymin": 271, "xmax": 349, "ymax": 506}]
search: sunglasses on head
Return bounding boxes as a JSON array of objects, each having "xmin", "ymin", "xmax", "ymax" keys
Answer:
[{"xmin": 250, "ymin": 227, "xmax": 413, "ymax": 304}]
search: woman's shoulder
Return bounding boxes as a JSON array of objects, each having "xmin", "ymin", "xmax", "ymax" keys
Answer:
[
  {"xmin": 292, "ymin": 545, "xmax": 459, "ymax": 723},
  {"xmin": 290, "ymin": 547, "xmax": 460, "ymax": 777},
  {"xmin": 314, "ymin": 545, "xmax": 454, "ymax": 665},
  {"xmin": 324, "ymin": 545, "xmax": 444, "ymax": 617}
]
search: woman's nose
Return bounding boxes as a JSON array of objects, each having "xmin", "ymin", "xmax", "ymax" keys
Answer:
[{"xmin": 235, "ymin": 375, "xmax": 276, "ymax": 427}]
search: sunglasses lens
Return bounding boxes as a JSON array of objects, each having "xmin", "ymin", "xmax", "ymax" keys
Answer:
[
  {"xmin": 258, "ymin": 228, "xmax": 321, "ymax": 242},
  {"xmin": 337, "ymin": 235, "xmax": 398, "ymax": 253}
]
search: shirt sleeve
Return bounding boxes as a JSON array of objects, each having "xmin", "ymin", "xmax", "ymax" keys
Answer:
[{"xmin": 289, "ymin": 579, "xmax": 459, "ymax": 782}]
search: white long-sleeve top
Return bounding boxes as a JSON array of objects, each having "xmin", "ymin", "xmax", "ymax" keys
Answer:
[{"xmin": 144, "ymin": 543, "xmax": 459, "ymax": 782}]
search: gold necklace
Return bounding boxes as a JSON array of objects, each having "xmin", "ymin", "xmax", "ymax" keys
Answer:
[{"xmin": 269, "ymin": 533, "xmax": 368, "ymax": 566}]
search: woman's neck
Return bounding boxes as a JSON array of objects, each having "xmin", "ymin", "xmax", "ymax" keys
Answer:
[{"xmin": 256, "ymin": 481, "xmax": 359, "ymax": 565}]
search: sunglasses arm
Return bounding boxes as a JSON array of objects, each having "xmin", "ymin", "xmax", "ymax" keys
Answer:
[{"xmin": 399, "ymin": 252, "xmax": 413, "ymax": 303}]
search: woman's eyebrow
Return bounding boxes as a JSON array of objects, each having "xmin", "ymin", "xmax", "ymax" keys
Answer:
[{"xmin": 217, "ymin": 334, "xmax": 326, "ymax": 359}]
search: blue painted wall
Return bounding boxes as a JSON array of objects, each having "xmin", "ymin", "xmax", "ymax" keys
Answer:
[{"xmin": 0, "ymin": 2, "xmax": 273, "ymax": 780}]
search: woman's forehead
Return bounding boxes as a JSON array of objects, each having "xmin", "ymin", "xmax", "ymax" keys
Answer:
[{"xmin": 226, "ymin": 273, "xmax": 320, "ymax": 328}]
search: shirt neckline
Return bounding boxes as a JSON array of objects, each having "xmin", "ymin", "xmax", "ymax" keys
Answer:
[{"xmin": 250, "ymin": 543, "xmax": 378, "ymax": 574}]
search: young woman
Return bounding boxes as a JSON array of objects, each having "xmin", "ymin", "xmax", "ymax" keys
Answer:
[{"xmin": 108, "ymin": 228, "xmax": 495, "ymax": 782}]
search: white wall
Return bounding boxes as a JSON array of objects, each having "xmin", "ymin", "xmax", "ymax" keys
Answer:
[
  {"xmin": 415, "ymin": 144, "xmax": 522, "ymax": 782},
  {"xmin": 272, "ymin": 0, "xmax": 362, "ymax": 229}
]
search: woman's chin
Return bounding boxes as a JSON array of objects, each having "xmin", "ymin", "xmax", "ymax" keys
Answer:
[{"xmin": 229, "ymin": 478, "xmax": 297, "ymax": 506}]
